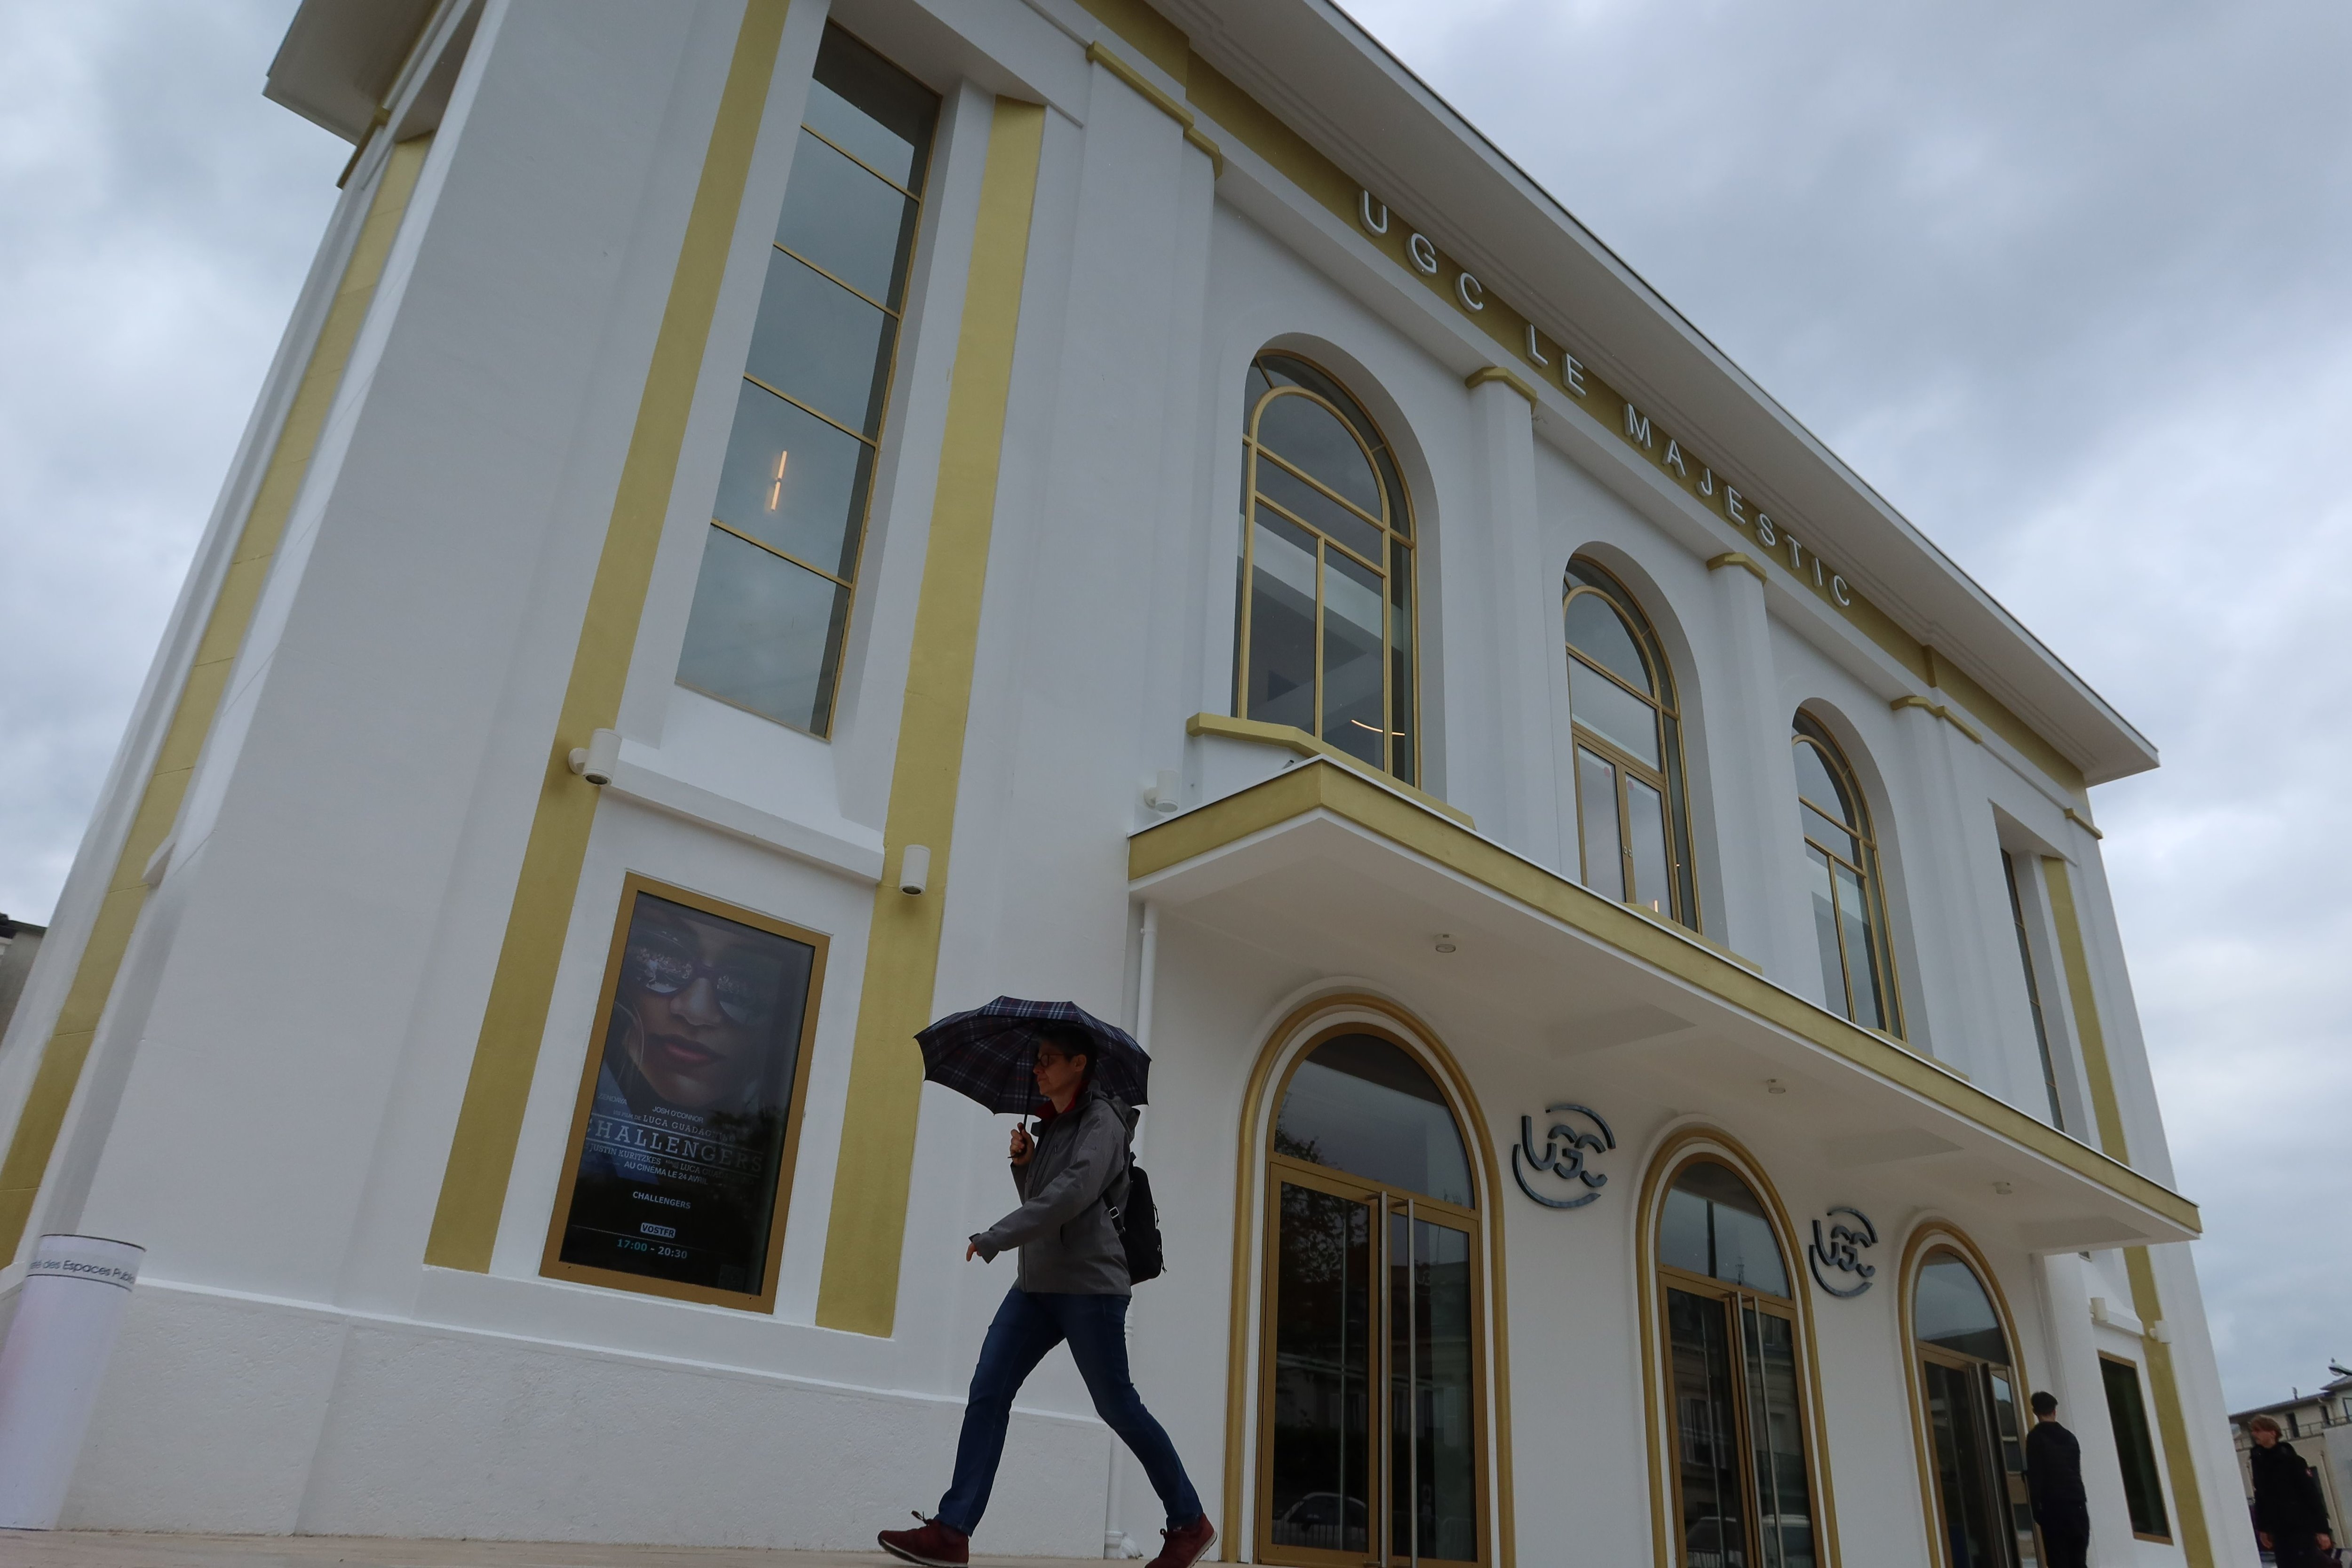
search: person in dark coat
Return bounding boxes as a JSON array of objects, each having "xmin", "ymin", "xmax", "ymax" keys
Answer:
[
  {"xmin": 2247, "ymin": 1413, "xmax": 2336, "ymax": 1568},
  {"xmin": 2026, "ymin": 1391, "xmax": 2092, "ymax": 1568},
  {"xmin": 879, "ymin": 1023, "xmax": 1214, "ymax": 1568}
]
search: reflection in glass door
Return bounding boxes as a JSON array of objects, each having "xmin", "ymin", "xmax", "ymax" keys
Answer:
[
  {"xmin": 1266, "ymin": 1170, "xmax": 1479, "ymax": 1567},
  {"xmin": 1664, "ymin": 1285, "xmax": 1817, "ymax": 1568},
  {"xmin": 1914, "ymin": 1250, "xmax": 2037, "ymax": 1568},
  {"xmin": 1390, "ymin": 1207, "xmax": 1477, "ymax": 1565},
  {"xmin": 1656, "ymin": 1159, "xmax": 1818, "ymax": 1568},
  {"xmin": 1261, "ymin": 1031, "xmax": 1483, "ymax": 1568}
]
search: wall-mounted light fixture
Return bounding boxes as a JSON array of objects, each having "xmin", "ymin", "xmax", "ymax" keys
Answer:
[
  {"xmin": 897, "ymin": 845, "xmax": 931, "ymax": 896},
  {"xmin": 1143, "ymin": 769, "xmax": 1180, "ymax": 813},
  {"xmin": 567, "ymin": 728, "xmax": 621, "ymax": 787}
]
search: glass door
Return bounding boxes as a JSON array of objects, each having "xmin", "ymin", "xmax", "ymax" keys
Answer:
[
  {"xmin": 1663, "ymin": 1278, "xmax": 1819, "ymax": 1568},
  {"xmin": 1263, "ymin": 1165, "xmax": 1480, "ymax": 1568},
  {"xmin": 1919, "ymin": 1351, "xmax": 2039, "ymax": 1568}
]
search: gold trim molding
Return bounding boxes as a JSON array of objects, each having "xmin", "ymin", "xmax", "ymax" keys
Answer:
[
  {"xmin": 1132, "ymin": 762, "xmax": 2200, "ymax": 1235},
  {"xmin": 1889, "ymin": 693, "xmax": 1985, "ymax": 746},
  {"xmin": 1463, "ymin": 365, "xmax": 1538, "ymax": 405},
  {"xmin": 1084, "ymin": 41, "xmax": 1224, "ymax": 177},
  {"xmin": 1705, "ymin": 550, "xmax": 1768, "ymax": 583},
  {"xmin": 1895, "ymin": 1225, "xmax": 2036, "ymax": 1568},
  {"xmin": 1631, "ymin": 1128, "xmax": 1843, "ymax": 1568},
  {"xmin": 1219, "ymin": 993, "xmax": 1515, "ymax": 1568}
]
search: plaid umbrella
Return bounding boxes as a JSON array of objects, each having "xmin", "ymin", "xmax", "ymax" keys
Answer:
[{"xmin": 916, "ymin": 996, "xmax": 1150, "ymax": 1114}]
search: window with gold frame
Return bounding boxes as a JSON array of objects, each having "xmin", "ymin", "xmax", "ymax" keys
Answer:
[
  {"xmin": 1564, "ymin": 558, "xmax": 1699, "ymax": 929},
  {"xmin": 1235, "ymin": 353, "xmax": 1419, "ymax": 784},
  {"xmin": 675, "ymin": 24, "xmax": 939, "ymax": 737},
  {"xmin": 1256, "ymin": 1028, "xmax": 1485, "ymax": 1568},
  {"xmin": 1793, "ymin": 711, "xmax": 1904, "ymax": 1036},
  {"xmin": 540, "ymin": 874, "xmax": 827, "ymax": 1312},
  {"xmin": 1654, "ymin": 1157, "xmax": 1822, "ymax": 1568}
]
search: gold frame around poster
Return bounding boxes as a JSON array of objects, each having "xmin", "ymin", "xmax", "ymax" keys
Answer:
[{"xmin": 539, "ymin": 872, "xmax": 829, "ymax": 1313}]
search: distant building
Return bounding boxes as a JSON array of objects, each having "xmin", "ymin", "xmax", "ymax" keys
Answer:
[
  {"xmin": 2232, "ymin": 1369, "xmax": 2352, "ymax": 1548},
  {"xmin": 0, "ymin": 915, "xmax": 44, "ymax": 1046}
]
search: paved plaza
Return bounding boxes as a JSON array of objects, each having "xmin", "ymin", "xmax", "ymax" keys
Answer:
[{"xmin": 0, "ymin": 1539, "xmax": 1081, "ymax": 1568}]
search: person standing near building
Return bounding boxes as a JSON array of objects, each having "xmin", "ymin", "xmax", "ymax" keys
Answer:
[
  {"xmin": 879, "ymin": 1024, "xmax": 1215, "ymax": 1568},
  {"xmin": 2026, "ymin": 1391, "xmax": 2091, "ymax": 1568},
  {"xmin": 2248, "ymin": 1414, "xmax": 2336, "ymax": 1568}
]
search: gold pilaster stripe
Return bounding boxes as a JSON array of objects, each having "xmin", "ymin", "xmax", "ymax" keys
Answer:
[
  {"xmin": 2039, "ymin": 857, "xmax": 2129, "ymax": 1162},
  {"xmin": 2043, "ymin": 862, "xmax": 2213, "ymax": 1564},
  {"xmin": 422, "ymin": 0, "xmax": 792, "ymax": 1270},
  {"xmin": 1705, "ymin": 550, "xmax": 1767, "ymax": 583},
  {"xmin": 1890, "ymin": 692, "xmax": 1985, "ymax": 746},
  {"xmin": 0, "ymin": 135, "xmax": 434, "ymax": 1262},
  {"xmin": 811, "ymin": 98, "xmax": 1048, "ymax": 1337},
  {"xmin": 2123, "ymin": 1247, "xmax": 2215, "ymax": 1568}
]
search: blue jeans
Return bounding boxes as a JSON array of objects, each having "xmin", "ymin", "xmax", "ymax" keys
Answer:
[{"xmin": 937, "ymin": 1288, "xmax": 1203, "ymax": 1536}]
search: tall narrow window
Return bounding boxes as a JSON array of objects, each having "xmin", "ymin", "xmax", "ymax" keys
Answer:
[
  {"xmin": 1260, "ymin": 1033, "xmax": 1482, "ymax": 1567},
  {"xmin": 1655, "ymin": 1160, "xmax": 1818, "ymax": 1568},
  {"xmin": 2002, "ymin": 852, "xmax": 2065, "ymax": 1129},
  {"xmin": 1565, "ymin": 560, "xmax": 1697, "ymax": 928},
  {"xmin": 1912, "ymin": 1250, "xmax": 2039, "ymax": 1568},
  {"xmin": 1793, "ymin": 714, "xmax": 1903, "ymax": 1036},
  {"xmin": 676, "ymin": 26, "xmax": 938, "ymax": 736},
  {"xmin": 2099, "ymin": 1355, "xmax": 2171, "ymax": 1542},
  {"xmin": 1236, "ymin": 354, "xmax": 1418, "ymax": 783}
]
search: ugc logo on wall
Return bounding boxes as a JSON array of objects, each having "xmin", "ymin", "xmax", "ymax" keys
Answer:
[{"xmin": 1512, "ymin": 1103, "xmax": 1617, "ymax": 1210}]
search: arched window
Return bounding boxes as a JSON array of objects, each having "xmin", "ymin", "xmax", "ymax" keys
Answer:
[
  {"xmin": 1793, "ymin": 713, "xmax": 1903, "ymax": 1035},
  {"xmin": 1655, "ymin": 1159, "xmax": 1818, "ymax": 1568},
  {"xmin": 1911, "ymin": 1249, "xmax": 2036, "ymax": 1568},
  {"xmin": 1237, "ymin": 354, "xmax": 1418, "ymax": 783},
  {"xmin": 1565, "ymin": 560, "xmax": 1696, "ymax": 927},
  {"xmin": 1261, "ymin": 1032, "xmax": 1481, "ymax": 1567}
]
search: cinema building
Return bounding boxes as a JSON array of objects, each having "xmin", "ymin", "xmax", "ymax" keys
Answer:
[{"xmin": 0, "ymin": 1, "xmax": 2249, "ymax": 1564}]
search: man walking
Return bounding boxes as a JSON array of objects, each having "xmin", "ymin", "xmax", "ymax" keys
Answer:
[
  {"xmin": 2248, "ymin": 1413, "xmax": 2336, "ymax": 1568},
  {"xmin": 879, "ymin": 1022, "xmax": 1215, "ymax": 1568},
  {"xmin": 2026, "ymin": 1391, "xmax": 2091, "ymax": 1568}
]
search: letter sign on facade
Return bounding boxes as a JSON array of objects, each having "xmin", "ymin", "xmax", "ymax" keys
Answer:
[
  {"xmin": 1806, "ymin": 1206, "xmax": 1880, "ymax": 1297},
  {"xmin": 1512, "ymin": 1102, "xmax": 1617, "ymax": 1209}
]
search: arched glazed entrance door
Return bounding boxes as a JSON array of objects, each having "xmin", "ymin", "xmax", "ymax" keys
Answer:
[
  {"xmin": 1259, "ymin": 1031, "xmax": 1483, "ymax": 1568},
  {"xmin": 1914, "ymin": 1250, "xmax": 2038, "ymax": 1568},
  {"xmin": 1656, "ymin": 1159, "xmax": 1819, "ymax": 1568}
]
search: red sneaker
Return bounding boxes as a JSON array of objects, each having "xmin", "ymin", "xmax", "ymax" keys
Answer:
[
  {"xmin": 880, "ymin": 1512, "xmax": 969, "ymax": 1568},
  {"xmin": 1147, "ymin": 1514, "xmax": 1217, "ymax": 1568}
]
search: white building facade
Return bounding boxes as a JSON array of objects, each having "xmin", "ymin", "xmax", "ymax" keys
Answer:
[{"xmin": 0, "ymin": 2, "xmax": 2249, "ymax": 1566}]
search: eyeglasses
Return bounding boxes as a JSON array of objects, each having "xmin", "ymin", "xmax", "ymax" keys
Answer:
[{"xmin": 625, "ymin": 934, "xmax": 781, "ymax": 1028}]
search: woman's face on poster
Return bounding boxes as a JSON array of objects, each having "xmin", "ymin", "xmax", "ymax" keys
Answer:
[{"xmin": 619, "ymin": 904, "xmax": 787, "ymax": 1111}]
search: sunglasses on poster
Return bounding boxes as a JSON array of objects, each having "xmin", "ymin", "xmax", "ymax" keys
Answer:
[{"xmin": 625, "ymin": 935, "xmax": 783, "ymax": 1028}]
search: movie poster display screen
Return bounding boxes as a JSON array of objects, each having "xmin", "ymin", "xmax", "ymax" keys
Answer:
[{"xmin": 543, "ymin": 877, "xmax": 825, "ymax": 1309}]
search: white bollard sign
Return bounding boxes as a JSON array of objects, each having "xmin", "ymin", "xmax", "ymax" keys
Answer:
[{"xmin": 0, "ymin": 1234, "xmax": 144, "ymax": 1529}]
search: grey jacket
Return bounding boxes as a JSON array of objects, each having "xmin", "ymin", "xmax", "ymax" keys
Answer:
[{"xmin": 969, "ymin": 1084, "xmax": 1135, "ymax": 1295}]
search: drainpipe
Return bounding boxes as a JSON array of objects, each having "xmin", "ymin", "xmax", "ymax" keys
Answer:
[{"xmin": 1104, "ymin": 901, "xmax": 1160, "ymax": 1558}]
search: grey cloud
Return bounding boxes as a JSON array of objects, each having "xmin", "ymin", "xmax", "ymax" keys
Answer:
[{"xmin": 0, "ymin": 0, "xmax": 339, "ymax": 923}]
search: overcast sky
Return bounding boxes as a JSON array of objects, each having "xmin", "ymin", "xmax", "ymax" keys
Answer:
[{"xmin": 2, "ymin": 2, "xmax": 2345, "ymax": 1412}]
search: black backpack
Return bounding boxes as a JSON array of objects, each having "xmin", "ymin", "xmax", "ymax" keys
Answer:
[{"xmin": 1106, "ymin": 1158, "xmax": 1164, "ymax": 1284}]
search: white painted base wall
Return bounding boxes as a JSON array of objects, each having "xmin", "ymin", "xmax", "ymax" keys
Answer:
[{"xmin": 53, "ymin": 1280, "xmax": 1110, "ymax": 1553}]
